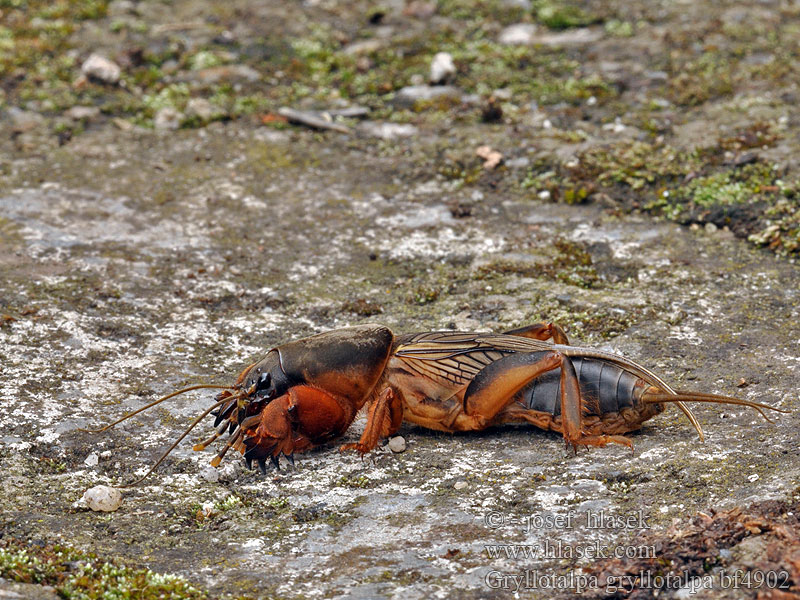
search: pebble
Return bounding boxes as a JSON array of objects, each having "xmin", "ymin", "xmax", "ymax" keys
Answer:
[
  {"xmin": 342, "ymin": 39, "xmax": 384, "ymax": 56},
  {"xmin": 187, "ymin": 64, "xmax": 260, "ymax": 84},
  {"xmin": 505, "ymin": 156, "xmax": 530, "ymax": 169},
  {"xmin": 81, "ymin": 53, "xmax": 121, "ymax": 84},
  {"xmin": 84, "ymin": 452, "xmax": 99, "ymax": 467},
  {"xmin": 388, "ymin": 436, "xmax": 406, "ymax": 453},
  {"xmin": 7, "ymin": 108, "xmax": 45, "ymax": 134},
  {"xmin": 498, "ymin": 23, "xmax": 603, "ymax": 47},
  {"xmin": 454, "ymin": 480, "xmax": 468, "ymax": 490},
  {"xmin": 498, "ymin": 23, "xmax": 536, "ymax": 45},
  {"xmin": 83, "ymin": 485, "xmax": 122, "ymax": 512},
  {"xmin": 404, "ymin": 1, "xmax": 437, "ymax": 18},
  {"xmin": 535, "ymin": 28, "xmax": 603, "ymax": 47},
  {"xmin": 705, "ymin": 222, "xmax": 718, "ymax": 233},
  {"xmin": 358, "ymin": 122, "xmax": 418, "ymax": 140},
  {"xmin": 200, "ymin": 464, "xmax": 220, "ymax": 483},
  {"xmin": 394, "ymin": 85, "xmax": 460, "ymax": 108},
  {"xmin": 185, "ymin": 98, "xmax": 215, "ymax": 121},
  {"xmin": 154, "ymin": 107, "xmax": 182, "ymax": 130},
  {"xmin": 429, "ymin": 52, "xmax": 456, "ymax": 84},
  {"xmin": 65, "ymin": 106, "xmax": 101, "ymax": 121}
]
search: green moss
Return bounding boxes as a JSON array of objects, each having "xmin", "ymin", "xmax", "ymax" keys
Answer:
[
  {"xmin": 142, "ymin": 83, "xmax": 190, "ymax": 115},
  {"xmin": 580, "ymin": 141, "xmax": 695, "ymax": 191},
  {"xmin": 476, "ymin": 238, "xmax": 601, "ymax": 290},
  {"xmin": 188, "ymin": 50, "xmax": 226, "ymax": 71},
  {"xmin": 534, "ymin": 0, "xmax": 599, "ymax": 29},
  {"xmin": 0, "ymin": 538, "xmax": 206, "ymax": 599},
  {"xmin": 0, "ymin": 0, "xmax": 110, "ymax": 107},
  {"xmin": 668, "ymin": 52, "xmax": 734, "ymax": 106},
  {"xmin": 604, "ymin": 19, "xmax": 634, "ymax": 37},
  {"xmin": 337, "ymin": 474, "xmax": 373, "ymax": 489},
  {"xmin": 215, "ymin": 494, "xmax": 242, "ymax": 512},
  {"xmin": 748, "ymin": 200, "xmax": 800, "ymax": 254},
  {"xmin": 661, "ymin": 162, "xmax": 783, "ymax": 221}
]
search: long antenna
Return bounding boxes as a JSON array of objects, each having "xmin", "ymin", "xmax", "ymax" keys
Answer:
[
  {"xmin": 119, "ymin": 396, "xmax": 230, "ymax": 488},
  {"xmin": 79, "ymin": 384, "xmax": 232, "ymax": 433}
]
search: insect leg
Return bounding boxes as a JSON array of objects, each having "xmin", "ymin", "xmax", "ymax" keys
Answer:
[
  {"xmin": 241, "ymin": 385, "xmax": 354, "ymax": 468},
  {"xmin": 462, "ymin": 350, "xmax": 563, "ymax": 424},
  {"xmin": 462, "ymin": 350, "xmax": 631, "ymax": 450},
  {"xmin": 558, "ymin": 356, "xmax": 632, "ymax": 451},
  {"xmin": 340, "ymin": 387, "xmax": 403, "ymax": 455},
  {"xmin": 504, "ymin": 322, "xmax": 570, "ymax": 345}
]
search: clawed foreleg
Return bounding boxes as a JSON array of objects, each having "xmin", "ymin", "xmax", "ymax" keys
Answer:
[{"xmin": 340, "ymin": 387, "xmax": 403, "ymax": 455}]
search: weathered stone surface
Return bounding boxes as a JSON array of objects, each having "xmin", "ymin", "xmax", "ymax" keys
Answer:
[
  {"xmin": 1, "ymin": 122, "xmax": 796, "ymax": 597},
  {"xmin": 0, "ymin": 579, "xmax": 59, "ymax": 600},
  {"xmin": 0, "ymin": 1, "xmax": 798, "ymax": 599}
]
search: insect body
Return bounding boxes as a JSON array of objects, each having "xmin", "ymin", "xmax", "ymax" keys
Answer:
[{"xmin": 94, "ymin": 323, "xmax": 783, "ymax": 484}]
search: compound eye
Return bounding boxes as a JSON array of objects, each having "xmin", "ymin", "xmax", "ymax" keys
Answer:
[{"xmin": 255, "ymin": 372, "xmax": 273, "ymax": 397}]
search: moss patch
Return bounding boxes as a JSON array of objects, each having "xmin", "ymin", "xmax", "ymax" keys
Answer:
[{"xmin": 0, "ymin": 537, "xmax": 207, "ymax": 599}]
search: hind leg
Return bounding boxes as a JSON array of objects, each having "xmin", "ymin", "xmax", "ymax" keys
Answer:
[
  {"xmin": 499, "ymin": 404, "xmax": 634, "ymax": 449},
  {"xmin": 457, "ymin": 350, "xmax": 632, "ymax": 450}
]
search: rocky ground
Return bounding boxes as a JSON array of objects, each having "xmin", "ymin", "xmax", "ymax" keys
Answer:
[{"xmin": 1, "ymin": 1, "xmax": 799, "ymax": 598}]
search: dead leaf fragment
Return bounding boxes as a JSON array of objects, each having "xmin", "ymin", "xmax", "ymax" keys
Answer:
[{"xmin": 476, "ymin": 145, "xmax": 503, "ymax": 169}]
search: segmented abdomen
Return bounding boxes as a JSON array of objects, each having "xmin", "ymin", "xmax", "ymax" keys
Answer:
[{"xmin": 521, "ymin": 358, "xmax": 642, "ymax": 417}]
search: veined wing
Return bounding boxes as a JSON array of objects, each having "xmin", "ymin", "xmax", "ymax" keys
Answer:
[{"xmin": 394, "ymin": 332, "xmax": 552, "ymax": 387}]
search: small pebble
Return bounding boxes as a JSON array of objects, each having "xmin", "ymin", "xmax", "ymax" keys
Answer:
[
  {"xmin": 81, "ymin": 53, "xmax": 121, "ymax": 84},
  {"xmin": 185, "ymin": 98, "xmax": 215, "ymax": 122},
  {"xmin": 83, "ymin": 485, "xmax": 122, "ymax": 512},
  {"xmin": 200, "ymin": 465, "xmax": 220, "ymax": 483},
  {"xmin": 454, "ymin": 480, "xmax": 468, "ymax": 490},
  {"xmin": 358, "ymin": 122, "xmax": 419, "ymax": 140},
  {"xmin": 394, "ymin": 85, "xmax": 460, "ymax": 108},
  {"xmin": 388, "ymin": 436, "xmax": 406, "ymax": 453},
  {"xmin": 498, "ymin": 23, "xmax": 536, "ymax": 45},
  {"xmin": 154, "ymin": 107, "xmax": 182, "ymax": 130},
  {"xmin": 84, "ymin": 452, "xmax": 99, "ymax": 467},
  {"xmin": 429, "ymin": 52, "xmax": 456, "ymax": 84},
  {"xmin": 65, "ymin": 106, "xmax": 101, "ymax": 121}
]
